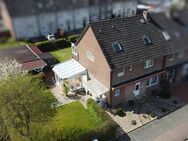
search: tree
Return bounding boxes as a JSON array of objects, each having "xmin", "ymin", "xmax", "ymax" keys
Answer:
[
  {"xmin": 0, "ymin": 58, "xmax": 26, "ymax": 81},
  {"xmin": 0, "ymin": 74, "xmax": 55, "ymax": 141}
]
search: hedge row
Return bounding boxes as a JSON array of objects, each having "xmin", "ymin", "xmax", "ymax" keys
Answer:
[
  {"xmin": 85, "ymin": 98, "xmax": 116, "ymax": 141},
  {"xmin": 35, "ymin": 38, "xmax": 70, "ymax": 52},
  {"xmin": 35, "ymin": 35, "xmax": 79, "ymax": 52}
]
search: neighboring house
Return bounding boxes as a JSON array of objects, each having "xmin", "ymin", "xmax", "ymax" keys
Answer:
[
  {"xmin": 0, "ymin": 0, "xmax": 137, "ymax": 39},
  {"xmin": 150, "ymin": 12, "xmax": 188, "ymax": 84},
  {"xmin": 0, "ymin": 45, "xmax": 56, "ymax": 71},
  {"xmin": 53, "ymin": 12, "xmax": 176, "ymax": 107}
]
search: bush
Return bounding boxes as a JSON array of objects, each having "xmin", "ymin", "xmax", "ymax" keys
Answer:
[
  {"xmin": 159, "ymin": 78, "xmax": 171, "ymax": 99},
  {"xmin": 150, "ymin": 113, "xmax": 156, "ymax": 118},
  {"xmin": 161, "ymin": 108, "xmax": 167, "ymax": 113},
  {"xmin": 86, "ymin": 98, "xmax": 106, "ymax": 123},
  {"xmin": 86, "ymin": 98, "xmax": 116, "ymax": 141},
  {"xmin": 115, "ymin": 108, "xmax": 125, "ymax": 117},
  {"xmin": 131, "ymin": 120, "xmax": 137, "ymax": 125},
  {"xmin": 172, "ymin": 100, "xmax": 178, "ymax": 105},
  {"xmin": 128, "ymin": 100, "xmax": 135, "ymax": 107}
]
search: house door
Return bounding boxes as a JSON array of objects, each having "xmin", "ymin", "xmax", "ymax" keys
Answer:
[{"xmin": 133, "ymin": 82, "xmax": 141, "ymax": 96}]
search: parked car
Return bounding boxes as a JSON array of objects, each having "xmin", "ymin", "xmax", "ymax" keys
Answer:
[{"xmin": 45, "ymin": 33, "xmax": 55, "ymax": 41}]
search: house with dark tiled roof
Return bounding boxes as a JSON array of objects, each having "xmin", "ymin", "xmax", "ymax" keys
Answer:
[
  {"xmin": 53, "ymin": 12, "xmax": 173, "ymax": 106},
  {"xmin": 0, "ymin": 0, "xmax": 137, "ymax": 39}
]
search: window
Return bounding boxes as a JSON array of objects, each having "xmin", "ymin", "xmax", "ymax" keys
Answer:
[
  {"xmin": 71, "ymin": 43, "xmax": 77, "ymax": 56},
  {"xmin": 146, "ymin": 75, "xmax": 158, "ymax": 87},
  {"xmin": 117, "ymin": 67, "xmax": 125, "ymax": 77},
  {"xmin": 162, "ymin": 31, "xmax": 170, "ymax": 41},
  {"xmin": 142, "ymin": 35, "xmax": 152, "ymax": 45},
  {"xmin": 128, "ymin": 65, "xmax": 133, "ymax": 72},
  {"xmin": 112, "ymin": 42, "xmax": 123, "ymax": 53},
  {"xmin": 169, "ymin": 54, "xmax": 175, "ymax": 61},
  {"xmin": 86, "ymin": 50, "xmax": 94, "ymax": 62},
  {"xmin": 114, "ymin": 88, "xmax": 120, "ymax": 97},
  {"xmin": 144, "ymin": 59, "xmax": 154, "ymax": 68}
]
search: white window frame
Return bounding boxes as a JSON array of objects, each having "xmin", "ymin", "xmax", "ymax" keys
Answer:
[
  {"xmin": 86, "ymin": 50, "xmax": 94, "ymax": 62},
  {"xmin": 114, "ymin": 88, "xmax": 120, "ymax": 97},
  {"xmin": 71, "ymin": 43, "xmax": 78, "ymax": 56},
  {"xmin": 146, "ymin": 75, "xmax": 158, "ymax": 87},
  {"xmin": 128, "ymin": 65, "xmax": 133, "ymax": 72},
  {"xmin": 169, "ymin": 54, "xmax": 175, "ymax": 61},
  {"xmin": 117, "ymin": 67, "xmax": 125, "ymax": 77},
  {"xmin": 144, "ymin": 59, "xmax": 154, "ymax": 68},
  {"xmin": 162, "ymin": 31, "xmax": 171, "ymax": 41}
]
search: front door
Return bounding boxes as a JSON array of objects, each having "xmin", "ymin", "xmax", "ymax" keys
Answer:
[{"xmin": 133, "ymin": 82, "xmax": 141, "ymax": 96}]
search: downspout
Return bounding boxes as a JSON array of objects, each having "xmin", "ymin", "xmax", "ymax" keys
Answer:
[{"xmin": 109, "ymin": 70, "xmax": 113, "ymax": 108}]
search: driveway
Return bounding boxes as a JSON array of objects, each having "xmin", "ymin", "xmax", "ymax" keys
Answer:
[{"xmin": 112, "ymin": 105, "xmax": 188, "ymax": 141}]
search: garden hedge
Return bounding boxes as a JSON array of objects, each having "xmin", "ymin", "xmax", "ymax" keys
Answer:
[
  {"xmin": 85, "ymin": 98, "xmax": 116, "ymax": 141},
  {"xmin": 35, "ymin": 35, "xmax": 79, "ymax": 52}
]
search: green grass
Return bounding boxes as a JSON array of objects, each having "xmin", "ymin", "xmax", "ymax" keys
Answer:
[
  {"xmin": 50, "ymin": 47, "xmax": 72, "ymax": 62},
  {"xmin": 41, "ymin": 101, "xmax": 102, "ymax": 141},
  {"xmin": 0, "ymin": 38, "xmax": 25, "ymax": 49}
]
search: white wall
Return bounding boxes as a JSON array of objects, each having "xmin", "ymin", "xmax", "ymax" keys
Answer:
[
  {"xmin": 57, "ymin": 10, "xmax": 74, "ymax": 32},
  {"xmin": 112, "ymin": 1, "xmax": 137, "ymax": 17},
  {"xmin": 38, "ymin": 13, "xmax": 57, "ymax": 35},
  {"xmin": 89, "ymin": 6, "xmax": 100, "ymax": 22},
  {"xmin": 13, "ymin": 16, "xmax": 39, "ymax": 39},
  {"xmin": 74, "ymin": 8, "xmax": 89, "ymax": 29}
]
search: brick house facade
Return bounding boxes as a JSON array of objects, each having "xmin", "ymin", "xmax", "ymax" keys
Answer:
[{"xmin": 71, "ymin": 10, "xmax": 188, "ymax": 107}]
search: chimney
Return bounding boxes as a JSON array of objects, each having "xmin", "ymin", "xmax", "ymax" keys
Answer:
[{"xmin": 143, "ymin": 11, "xmax": 149, "ymax": 21}]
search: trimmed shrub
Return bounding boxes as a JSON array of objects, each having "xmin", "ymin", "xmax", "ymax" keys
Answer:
[
  {"xmin": 161, "ymin": 108, "xmax": 167, "ymax": 113},
  {"xmin": 172, "ymin": 100, "xmax": 178, "ymax": 105},
  {"xmin": 159, "ymin": 78, "xmax": 171, "ymax": 99},
  {"xmin": 131, "ymin": 120, "xmax": 137, "ymax": 125},
  {"xmin": 115, "ymin": 108, "xmax": 125, "ymax": 117},
  {"xmin": 128, "ymin": 100, "xmax": 135, "ymax": 107},
  {"xmin": 150, "ymin": 113, "xmax": 156, "ymax": 118}
]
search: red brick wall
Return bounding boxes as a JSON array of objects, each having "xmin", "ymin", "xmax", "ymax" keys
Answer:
[
  {"xmin": 111, "ymin": 56, "xmax": 164, "ymax": 86},
  {"xmin": 111, "ymin": 73, "xmax": 162, "ymax": 106},
  {"xmin": 75, "ymin": 27, "xmax": 111, "ymax": 88}
]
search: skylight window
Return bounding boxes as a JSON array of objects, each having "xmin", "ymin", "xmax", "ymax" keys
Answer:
[
  {"xmin": 112, "ymin": 42, "xmax": 123, "ymax": 53},
  {"xmin": 162, "ymin": 31, "xmax": 170, "ymax": 41},
  {"xmin": 142, "ymin": 35, "xmax": 152, "ymax": 45}
]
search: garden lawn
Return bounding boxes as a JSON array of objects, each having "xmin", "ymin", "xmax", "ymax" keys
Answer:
[
  {"xmin": 44, "ymin": 101, "xmax": 101, "ymax": 141},
  {"xmin": 0, "ymin": 38, "xmax": 25, "ymax": 49},
  {"xmin": 50, "ymin": 47, "xmax": 72, "ymax": 62}
]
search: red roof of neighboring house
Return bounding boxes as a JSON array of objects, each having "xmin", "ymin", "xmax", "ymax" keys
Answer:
[
  {"xmin": 22, "ymin": 59, "xmax": 47, "ymax": 70},
  {"xmin": 30, "ymin": 46, "xmax": 42, "ymax": 55}
]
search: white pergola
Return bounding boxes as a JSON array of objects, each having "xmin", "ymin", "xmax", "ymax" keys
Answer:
[
  {"xmin": 52, "ymin": 59, "xmax": 87, "ymax": 86},
  {"xmin": 85, "ymin": 77, "xmax": 109, "ymax": 101}
]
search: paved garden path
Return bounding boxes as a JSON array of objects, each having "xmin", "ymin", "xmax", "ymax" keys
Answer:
[{"xmin": 50, "ymin": 84, "xmax": 76, "ymax": 106}]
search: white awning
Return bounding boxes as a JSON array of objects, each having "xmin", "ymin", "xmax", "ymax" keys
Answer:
[
  {"xmin": 52, "ymin": 59, "xmax": 86, "ymax": 79},
  {"xmin": 85, "ymin": 78, "xmax": 109, "ymax": 99}
]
